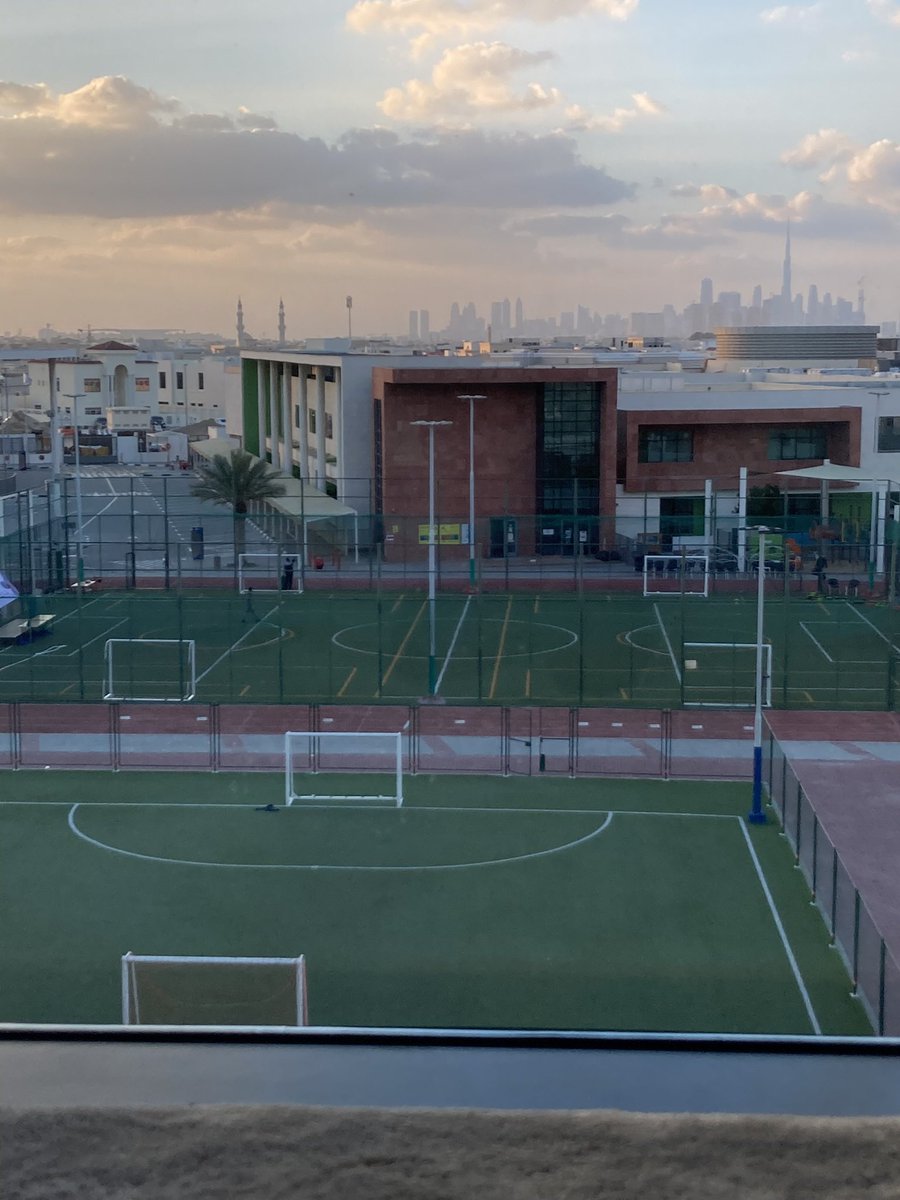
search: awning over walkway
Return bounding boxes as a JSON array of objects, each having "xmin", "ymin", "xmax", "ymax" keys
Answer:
[
  {"xmin": 777, "ymin": 460, "xmax": 882, "ymax": 484},
  {"xmin": 190, "ymin": 438, "xmax": 356, "ymax": 521}
]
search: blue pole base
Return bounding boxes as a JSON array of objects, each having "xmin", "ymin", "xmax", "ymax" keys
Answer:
[
  {"xmin": 748, "ymin": 743, "xmax": 767, "ymax": 824},
  {"xmin": 747, "ymin": 810, "xmax": 767, "ymax": 825}
]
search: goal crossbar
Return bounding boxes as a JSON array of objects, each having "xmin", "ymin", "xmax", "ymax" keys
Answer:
[
  {"xmin": 643, "ymin": 554, "xmax": 710, "ymax": 598},
  {"xmin": 683, "ymin": 640, "xmax": 773, "ymax": 708},
  {"xmin": 285, "ymin": 730, "xmax": 404, "ymax": 807},
  {"xmin": 103, "ymin": 638, "xmax": 196, "ymax": 702},
  {"xmin": 121, "ymin": 952, "xmax": 308, "ymax": 1028}
]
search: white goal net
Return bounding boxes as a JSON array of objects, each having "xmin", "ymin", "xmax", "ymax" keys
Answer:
[
  {"xmin": 643, "ymin": 554, "xmax": 710, "ymax": 597},
  {"xmin": 121, "ymin": 953, "xmax": 308, "ymax": 1027},
  {"xmin": 285, "ymin": 730, "xmax": 404, "ymax": 807},
  {"xmin": 103, "ymin": 638, "xmax": 196, "ymax": 702},
  {"xmin": 238, "ymin": 553, "xmax": 303, "ymax": 593},
  {"xmin": 682, "ymin": 641, "xmax": 773, "ymax": 708}
]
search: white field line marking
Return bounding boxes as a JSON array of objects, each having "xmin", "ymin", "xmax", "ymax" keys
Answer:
[
  {"xmin": 66, "ymin": 803, "xmax": 614, "ymax": 872},
  {"xmin": 77, "ymin": 494, "xmax": 121, "ymax": 536},
  {"xmin": 653, "ymin": 603, "xmax": 682, "ymax": 684},
  {"xmin": 799, "ymin": 621, "xmax": 834, "ymax": 664},
  {"xmin": 434, "ymin": 595, "xmax": 471, "ymax": 693},
  {"xmin": 196, "ymin": 605, "xmax": 283, "ymax": 684},
  {"xmin": 847, "ymin": 602, "xmax": 900, "ymax": 655},
  {"xmin": 622, "ymin": 624, "xmax": 669, "ymax": 657},
  {"xmin": 737, "ymin": 818, "xmax": 822, "ymax": 1037},
  {"xmin": 0, "ymin": 615, "xmax": 130, "ymax": 673}
]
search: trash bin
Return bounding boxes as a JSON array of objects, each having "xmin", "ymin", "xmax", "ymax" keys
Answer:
[{"xmin": 190, "ymin": 527, "xmax": 204, "ymax": 561}]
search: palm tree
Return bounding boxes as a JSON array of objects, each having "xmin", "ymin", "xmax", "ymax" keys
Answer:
[{"xmin": 190, "ymin": 450, "xmax": 287, "ymax": 560}]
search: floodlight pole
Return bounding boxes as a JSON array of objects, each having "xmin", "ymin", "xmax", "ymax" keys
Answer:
[
  {"xmin": 411, "ymin": 419, "xmax": 452, "ymax": 694},
  {"xmin": 63, "ymin": 392, "xmax": 87, "ymax": 584},
  {"xmin": 458, "ymin": 394, "xmax": 486, "ymax": 589},
  {"xmin": 749, "ymin": 525, "xmax": 769, "ymax": 824}
]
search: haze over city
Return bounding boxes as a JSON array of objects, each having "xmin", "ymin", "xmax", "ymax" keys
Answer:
[{"xmin": 3, "ymin": 0, "xmax": 900, "ymax": 337}]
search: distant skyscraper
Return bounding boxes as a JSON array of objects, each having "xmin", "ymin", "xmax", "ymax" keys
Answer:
[
  {"xmin": 700, "ymin": 277, "xmax": 714, "ymax": 306},
  {"xmin": 236, "ymin": 297, "xmax": 245, "ymax": 348},
  {"xmin": 408, "ymin": 310, "xmax": 419, "ymax": 340},
  {"xmin": 515, "ymin": 297, "xmax": 524, "ymax": 330},
  {"xmin": 419, "ymin": 309, "xmax": 430, "ymax": 341},
  {"xmin": 807, "ymin": 284, "xmax": 819, "ymax": 323},
  {"xmin": 278, "ymin": 298, "xmax": 286, "ymax": 346},
  {"xmin": 780, "ymin": 221, "xmax": 793, "ymax": 323},
  {"xmin": 752, "ymin": 285, "xmax": 762, "ymax": 310}
]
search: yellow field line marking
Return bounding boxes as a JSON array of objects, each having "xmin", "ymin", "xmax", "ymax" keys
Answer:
[
  {"xmin": 60, "ymin": 682, "xmax": 76, "ymax": 695},
  {"xmin": 488, "ymin": 596, "xmax": 513, "ymax": 700},
  {"xmin": 381, "ymin": 599, "xmax": 427, "ymax": 689},
  {"xmin": 525, "ymin": 668, "xmax": 531, "ymax": 698},
  {"xmin": 803, "ymin": 690, "xmax": 814, "ymax": 703},
  {"xmin": 240, "ymin": 684, "xmax": 250, "ymax": 697},
  {"xmin": 390, "ymin": 594, "xmax": 405, "ymax": 614},
  {"xmin": 619, "ymin": 687, "xmax": 630, "ymax": 701},
  {"xmin": 338, "ymin": 666, "xmax": 357, "ymax": 698},
  {"xmin": 534, "ymin": 597, "xmax": 540, "ymax": 615}
]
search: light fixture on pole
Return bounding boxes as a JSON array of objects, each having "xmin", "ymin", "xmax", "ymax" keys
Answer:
[
  {"xmin": 411, "ymin": 418, "xmax": 452, "ymax": 694},
  {"xmin": 62, "ymin": 392, "xmax": 87, "ymax": 585},
  {"xmin": 457, "ymin": 394, "xmax": 486, "ymax": 589},
  {"xmin": 748, "ymin": 524, "xmax": 773, "ymax": 825}
]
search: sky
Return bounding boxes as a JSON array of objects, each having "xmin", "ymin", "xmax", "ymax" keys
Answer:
[{"xmin": 1, "ymin": 0, "xmax": 900, "ymax": 338}]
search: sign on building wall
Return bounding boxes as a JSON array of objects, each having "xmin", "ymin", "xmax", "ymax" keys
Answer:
[{"xmin": 417, "ymin": 523, "xmax": 462, "ymax": 545}]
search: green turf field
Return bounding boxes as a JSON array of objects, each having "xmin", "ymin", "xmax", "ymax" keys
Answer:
[
  {"xmin": 1, "ymin": 588, "xmax": 898, "ymax": 708},
  {"xmin": 0, "ymin": 770, "xmax": 871, "ymax": 1036}
]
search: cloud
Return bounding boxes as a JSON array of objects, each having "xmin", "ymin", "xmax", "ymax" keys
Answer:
[
  {"xmin": 781, "ymin": 128, "xmax": 856, "ymax": 170},
  {"xmin": 565, "ymin": 91, "xmax": 665, "ymax": 133},
  {"xmin": 379, "ymin": 42, "xmax": 560, "ymax": 120},
  {"xmin": 347, "ymin": 0, "xmax": 638, "ymax": 44},
  {"xmin": 868, "ymin": 0, "xmax": 900, "ymax": 26},
  {"xmin": 0, "ymin": 76, "xmax": 634, "ymax": 218},
  {"xmin": 759, "ymin": 3, "xmax": 822, "ymax": 23},
  {"xmin": 670, "ymin": 183, "xmax": 740, "ymax": 201}
]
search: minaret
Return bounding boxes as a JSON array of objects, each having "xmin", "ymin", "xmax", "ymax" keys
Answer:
[
  {"xmin": 278, "ymin": 298, "xmax": 286, "ymax": 346},
  {"xmin": 236, "ymin": 297, "xmax": 245, "ymax": 349},
  {"xmin": 780, "ymin": 221, "xmax": 792, "ymax": 324}
]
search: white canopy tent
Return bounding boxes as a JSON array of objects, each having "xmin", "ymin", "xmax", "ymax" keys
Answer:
[{"xmin": 777, "ymin": 459, "xmax": 898, "ymax": 576}]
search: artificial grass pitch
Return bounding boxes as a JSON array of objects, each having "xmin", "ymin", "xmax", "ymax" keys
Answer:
[{"xmin": 0, "ymin": 771, "xmax": 870, "ymax": 1037}]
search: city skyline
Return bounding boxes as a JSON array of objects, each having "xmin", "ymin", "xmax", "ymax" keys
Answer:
[{"xmin": 2, "ymin": 2, "xmax": 900, "ymax": 335}]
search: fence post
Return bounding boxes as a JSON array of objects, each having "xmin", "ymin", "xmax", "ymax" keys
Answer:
[
  {"xmin": 879, "ymin": 938, "xmax": 887, "ymax": 1036},
  {"xmin": 830, "ymin": 848, "xmax": 838, "ymax": 943},
  {"xmin": 568, "ymin": 707, "xmax": 577, "ymax": 778},
  {"xmin": 851, "ymin": 890, "xmax": 861, "ymax": 994},
  {"xmin": 109, "ymin": 701, "xmax": 121, "ymax": 772},
  {"xmin": 810, "ymin": 815, "xmax": 818, "ymax": 900},
  {"xmin": 11, "ymin": 700, "xmax": 21, "ymax": 769},
  {"xmin": 209, "ymin": 703, "xmax": 219, "ymax": 773},
  {"xmin": 795, "ymin": 780, "xmax": 802, "ymax": 865}
]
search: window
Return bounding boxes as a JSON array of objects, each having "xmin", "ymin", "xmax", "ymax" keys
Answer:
[
  {"xmin": 198, "ymin": 372, "xmax": 204, "ymax": 390},
  {"xmin": 83, "ymin": 378, "xmax": 101, "ymax": 393},
  {"xmin": 768, "ymin": 425, "xmax": 826, "ymax": 460},
  {"xmin": 309, "ymin": 410, "xmax": 316, "ymax": 434},
  {"xmin": 877, "ymin": 417, "xmax": 900, "ymax": 454},
  {"xmin": 325, "ymin": 413, "xmax": 333, "ymax": 439},
  {"xmin": 84, "ymin": 407, "xmax": 101, "ymax": 416},
  {"xmin": 537, "ymin": 383, "xmax": 601, "ymax": 516},
  {"xmin": 135, "ymin": 377, "xmax": 150, "ymax": 392},
  {"xmin": 638, "ymin": 428, "xmax": 693, "ymax": 463},
  {"xmin": 159, "ymin": 371, "xmax": 167, "ymax": 389},
  {"xmin": 176, "ymin": 371, "xmax": 184, "ymax": 390}
]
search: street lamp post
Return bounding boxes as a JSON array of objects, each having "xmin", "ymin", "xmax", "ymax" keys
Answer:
[
  {"xmin": 748, "ymin": 526, "xmax": 771, "ymax": 824},
  {"xmin": 458, "ymin": 394, "xmax": 486, "ymax": 589},
  {"xmin": 411, "ymin": 419, "xmax": 452, "ymax": 694},
  {"xmin": 62, "ymin": 393, "xmax": 87, "ymax": 584}
]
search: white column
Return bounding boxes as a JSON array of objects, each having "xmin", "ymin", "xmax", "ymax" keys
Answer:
[
  {"xmin": 876, "ymin": 484, "xmax": 887, "ymax": 576},
  {"xmin": 256, "ymin": 362, "xmax": 266, "ymax": 460},
  {"xmin": 280, "ymin": 365, "xmax": 293, "ymax": 478},
  {"xmin": 704, "ymin": 478, "xmax": 713, "ymax": 545},
  {"xmin": 331, "ymin": 366, "xmax": 342, "ymax": 502},
  {"xmin": 737, "ymin": 466, "xmax": 748, "ymax": 572},
  {"xmin": 297, "ymin": 369, "xmax": 310, "ymax": 482},
  {"xmin": 269, "ymin": 362, "xmax": 280, "ymax": 470},
  {"xmin": 315, "ymin": 368, "xmax": 326, "ymax": 488}
]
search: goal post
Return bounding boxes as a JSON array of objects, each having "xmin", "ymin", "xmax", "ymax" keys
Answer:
[
  {"xmin": 103, "ymin": 638, "xmax": 196, "ymax": 702},
  {"xmin": 643, "ymin": 554, "xmax": 710, "ymax": 597},
  {"xmin": 121, "ymin": 953, "xmax": 308, "ymax": 1027},
  {"xmin": 238, "ymin": 553, "xmax": 303, "ymax": 594},
  {"xmin": 682, "ymin": 641, "xmax": 773, "ymax": 708},
  {"xmin": 285, "ymin": 730, "xmax": 404, "ymax": 807}
]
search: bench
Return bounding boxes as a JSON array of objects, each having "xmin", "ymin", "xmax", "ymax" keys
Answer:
[{"xmin": 0, "ymin": 613, "xmax": 55, "ymax": 645}]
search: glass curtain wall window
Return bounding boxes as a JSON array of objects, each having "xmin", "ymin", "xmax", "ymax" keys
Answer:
[
  {"xmin": 768, "ymin": 426, "xmax": 827, "ymax": 460},
  {"xmin": 638, "ymin": 428, "xmax": 693, "ymax": 463},
  {"xmin": 537, "ymin": 383, "xmax": 601, "ymax": 515}
]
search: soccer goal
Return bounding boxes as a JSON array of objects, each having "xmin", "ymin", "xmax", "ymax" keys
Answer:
[
  {"xmin": 643, "ymin": 554, "xmax": 710, "ymax": 597},
  {"xmin": 285, "ymin": 730, "xmax": 404, "ymax": 807},
  {"xmin": 103, "ymin": 638, "xmax": 196, "ymax": 702},
  {"xmin": 682, "ymin": 641, "xmax": 773, "ymax": 708},
  {"xmin": 238, "ymin": 553, "xmax": 303, "ymax": 594},
  {"xmin": 121, "ymin": 953, "xmax": 308, "ymax": 1027}
]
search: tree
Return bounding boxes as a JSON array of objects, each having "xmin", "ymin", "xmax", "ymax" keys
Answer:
[{"xmin": 190, "ymin": 450, "xmax": 286, "ymax": 558}]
